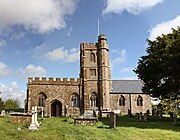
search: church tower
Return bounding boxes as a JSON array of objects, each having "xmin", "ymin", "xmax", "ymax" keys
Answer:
[
  {"xmin": 97, "ymin": 34, "xmax": 111, "ymax": 109},
  {"xmin": 80, "ymin": 34, "xmax": 111, "ymax": 112}
]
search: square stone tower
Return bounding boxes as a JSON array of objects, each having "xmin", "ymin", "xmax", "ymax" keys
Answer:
[{"xmin": 80, "ymin": 34, "xmax": 112, "ymax": 112}]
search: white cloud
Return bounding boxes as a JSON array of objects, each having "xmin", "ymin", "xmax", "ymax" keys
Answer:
[
  {"xmin": 0, "ymin": 62, "xmax": 11, "ymax": 78},
  {"xmin": 103, "ymin": 0, "xmax": 163, "ymax": 15},
  {"xmin": 0, "ymin": 81, "xmax": 25, "ymax": 107},
  {"xmin": 0, "ymin": 0, "xmax": 77, "ymax": 34},
  {"xmin": 46, "ymin": 47, "xmax": 79, "ymax": 63},
  {"xmin": 149, "ymin": 15, "xmax": 180, "ymax": 40},
  {"xmin": 0, "ymin": 40, "xmax": 7, "ymax": 47},
  {"xmin": 32, "ymin": 43, "xmax": 48, "ymax": 59},
  {"xmin": 111, "ymin": 49, "xmax": 127, "ymax": 63},
  {"xmin": 121, "ymin": 67, "xmax": 133, "ymax": 73},
  {"xmin": 19, "ymin": 64, "xmax": 46, "ymax": 78},
  {"xmin": 110, "ymin": 49, "xmax": 127, "ymax": 70},
  {"xmin": 66, "ymin": 26, "xmax": 73, "ymax": 37}
]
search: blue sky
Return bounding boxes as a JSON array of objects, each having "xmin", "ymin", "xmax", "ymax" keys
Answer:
[{"xmin": 0, "ymin": 0, "xmax": 180, "ymax": 107}]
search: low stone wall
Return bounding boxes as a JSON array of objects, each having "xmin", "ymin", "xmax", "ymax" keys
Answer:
[
  {"xmin": 10, "ymin": 113, "xmax": 32, "ymax": 124},
  {"xmin": 74, "ymin": 117, "xmax": 98, "ymax": 125}
]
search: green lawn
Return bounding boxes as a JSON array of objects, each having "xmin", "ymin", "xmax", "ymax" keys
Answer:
[{"xmin": 0, "ymin": 115, "xmax": 180, "ymax": 140}]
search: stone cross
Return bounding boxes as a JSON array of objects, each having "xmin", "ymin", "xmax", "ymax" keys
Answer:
[
  {"xmin": 34, "ymin": 106, "xmax": 40, "ymax": 127},
  {"xmin": 28, "ymin": 106, "xmax": 38, "ymax": 130}
]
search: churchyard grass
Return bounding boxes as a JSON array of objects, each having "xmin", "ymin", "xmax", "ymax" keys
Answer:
[{"xmin": 0, "ymin": 115, "xmax": 180, "ymax": 140}]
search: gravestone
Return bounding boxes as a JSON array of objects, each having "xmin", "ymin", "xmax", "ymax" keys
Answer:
[
  {"xmin": 143, "ymin": 113, "xmax": 147, "ymax": 121},
  {"xmin": 28, "ymin": 107, "xmax": 38, "ymax": 130},
  {"xmin": 135, "ymin": 113, "xmax": 139, "ymax": 121},
  {"xmin": 109, "ymin": 112, "xmax": 116, "ymax": 128},
  {"xmin": 173, "ymin": 112, "xmax": 177, "ymax": 125},
  {"xmin": 146, "ymin": 110, "xmax": 150, "ymax": 120},
  {"xmin": 0, "ymin": 110, "xmax": 5, "ymax": 117},
  {"xmin": 128, "ymin": 109, "xmax": 132, "ymax": 118},
  {"xmin": 34, "ymin": 106, "xmax": 40, "ymax": 127},
  {"xmin": 139, "ymin": 112, "xmax": 143, "ymax": 121},
  {"xmin": 158, "ymin": 109, "xmax": 162, "ymax": 119}
]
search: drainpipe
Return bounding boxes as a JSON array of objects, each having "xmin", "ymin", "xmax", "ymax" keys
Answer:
[{"xmin": 129, "ymin": 94, "xmax": 132, "ymax": 117}]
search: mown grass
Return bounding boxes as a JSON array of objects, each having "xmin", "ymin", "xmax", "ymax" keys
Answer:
[{"xmin": 0, "ymin": 115, "xmax": 180, "ymax": 140}]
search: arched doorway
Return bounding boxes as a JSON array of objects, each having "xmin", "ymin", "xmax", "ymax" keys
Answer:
[{"xmin": 51, "ymin": 100, "xmax": 62, "ymax": 117}]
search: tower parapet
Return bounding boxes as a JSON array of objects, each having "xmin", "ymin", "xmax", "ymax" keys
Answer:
[{"xmin": 28, "ymin": 77, "xmax": 81, "ymax": 85}]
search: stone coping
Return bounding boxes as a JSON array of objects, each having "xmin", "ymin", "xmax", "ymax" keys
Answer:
[{"xmin": 10, "ymin": 112, "xmax": 32, "ymax": 116}]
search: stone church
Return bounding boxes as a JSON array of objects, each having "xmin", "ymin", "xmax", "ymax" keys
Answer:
[{"xmin": 25, "ymin": 34, "xmax": 152, "ymax": 117}]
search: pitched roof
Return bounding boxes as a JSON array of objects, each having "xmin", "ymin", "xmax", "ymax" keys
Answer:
[{"xmin": 111, "ymin": 80, "xmax": 144, "ymax": 94}]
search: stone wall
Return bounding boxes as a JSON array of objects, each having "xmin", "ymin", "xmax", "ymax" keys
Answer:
[
  {"xmin": 27, "ymin": 78, "xmax": 81, "ymax": 116},
  {"xmin": 110, "ymin": 93, "xmax": 152, "ymax": 114}
]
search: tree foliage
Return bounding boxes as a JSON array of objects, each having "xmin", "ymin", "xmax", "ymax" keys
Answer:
[
  {"xmin": 134, "ymin": 27, "xmax": 180, "ymax": 100},
  {"xmin": 3, "ymin": 99, "xmax": 20, "ymax": 110}
]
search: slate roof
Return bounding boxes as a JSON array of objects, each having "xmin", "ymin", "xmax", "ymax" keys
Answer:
[{"xmin": 111, "ymin": 80, "xmax": 144, "ymax": 94}]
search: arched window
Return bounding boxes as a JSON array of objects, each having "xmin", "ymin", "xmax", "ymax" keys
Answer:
[
  {"xmin": 137, "ymin": 95, "xmax": 143, "ymax": 106},
  {"xmin": 119, "ymin": 95, "xmax": 125, "ymax": 106},
  {"xmin": 90, "ymin": 53, "xmax": 95, "ymax": 62},
  {"xmin": 90, "ymin": 93, "xmax": 98, "ymax": 107},
  {"xmin": 71, "ymin": 93, "xmax": 79, "ymax": 107},
  {"xmin": 38, "ymin": 93, "xmax": 47, "ymax": 107}
]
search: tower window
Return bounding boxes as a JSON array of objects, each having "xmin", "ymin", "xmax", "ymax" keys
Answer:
[
  {"xmin": 90, "ymin": 93, "xmax": 98, "ymax": 107},
  {"xmin": 119, "ymin": 95, "xmax": 125, "ymax": 106},
  {"xmin": 137, "ymin": 95, "xmax": 143, "ymax": 106},
  {"xmin": 90, "ymin": 53, "xmax": 95, "ymax": 62}
]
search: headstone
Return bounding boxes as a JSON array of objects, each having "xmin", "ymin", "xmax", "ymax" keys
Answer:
[
  {"xmin": 143, "ymin": 113, "xmax": 147, "ymax": 121},
  {"xmin": 158, "ymin": 108, "xmax": 162, "ymax": 119},
  {"xmin": 1, "ymin": 110, "xmax": 5, "ymax": 116},
  {"xmin": 173, "ymin": 112, "xmax": 177, "ymax": 125},
  {"xmin": 34, "ymin": 106, "xmax": 40, "ymax": 127},
  {"xmin": 135, "ymin": 113, "xmax": 139, "ymax": 121},
  {"xmin": 139, "ymin": 112, "xmax": 143, "ymax": 121},
  {"xmin": 146, "ymin": 110, "xmax": 150, "ymax": 120},
  {"xmin": 109, "ymin": 112, "xmax": 116, "ymax": 128},
  {"xmin": 128, "ymin": 109, "xmax": 132, "ymax": 118},
  {"xmin": 28, "ymin": 107, "xmax": 38, "ymax": 130},
  {"xmin": 41, "ymin": 107, "xmax": 44, "ymax": 118}
]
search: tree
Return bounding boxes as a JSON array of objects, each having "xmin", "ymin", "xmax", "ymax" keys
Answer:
[
  {"xmin": 134, "ymin": 27, "xmax": 180, "ymax": 100},
  {"xmin": 4, "ymin": 99, "xmax": 20, "ymax": 110},
  {"xmin": 0, "ymin": 98, "xmax": 4, "ymax": 111}
]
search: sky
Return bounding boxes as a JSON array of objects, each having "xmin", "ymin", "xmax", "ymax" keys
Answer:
[{"xmin": 0, "ymin": 0, "xmax": 180, "ymax": 107}]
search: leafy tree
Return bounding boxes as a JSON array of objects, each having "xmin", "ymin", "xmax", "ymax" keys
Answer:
[
  {"xmin": 4, "ymin": 99, "xmax": 20, "ymax": 110},
  {"xmin": 134, "ymin": 27, "xmax": 180, "ymax": 100},
  {"xmin": 0, "ymin": 98, "xmax": 4, "ymax": 111},
  {"xmin": 160, "ymin": 98, "xmax": 180, "ymax": 116}
]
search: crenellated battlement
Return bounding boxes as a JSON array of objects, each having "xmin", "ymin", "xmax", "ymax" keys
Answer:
[
  {"xmin": 28, "ymin": 77, "xmax": 81, "ymax": 85},
  {"xmin": 80, "ymin": 42, "xmax": 97, "ymax": 50}
]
